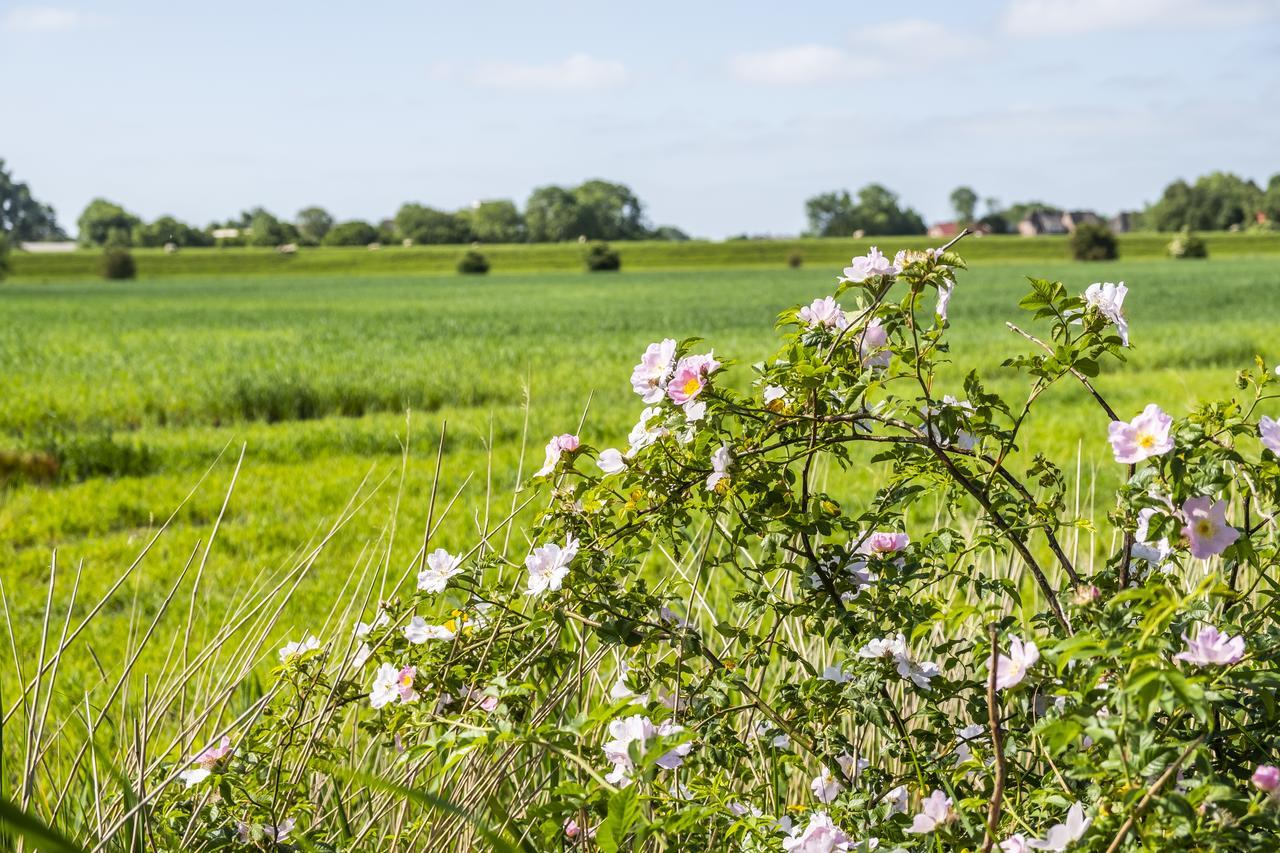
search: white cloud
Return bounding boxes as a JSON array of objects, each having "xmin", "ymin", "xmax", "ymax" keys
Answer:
[
  {"xmin": 728, "ymin": 20, "xmax": 987, "ymax": 86},
  {"xmin": 469, "ymin": 53, "xmax": 628, "ymax": 92},
  {"xmin": 1001, "ymin": 0, "xmax": 1276, "ymax": 36},
  {"xmin": 2, "ymin": 6, "xmax": 92, "ymax": 32}
]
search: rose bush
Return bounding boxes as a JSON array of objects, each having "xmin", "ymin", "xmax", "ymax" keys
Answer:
[{"xmin": 143, "ymin": 235, "xmax": 1280, "ymax": 851}]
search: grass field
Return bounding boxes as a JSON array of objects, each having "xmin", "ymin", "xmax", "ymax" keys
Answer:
[
  {"xmin": 1, "ymin": 254, "xmax": 1278, "ymax": 683},
  {"xmin": 8, "ymin": 230, "xmax": 1280, "ymax": 280}
]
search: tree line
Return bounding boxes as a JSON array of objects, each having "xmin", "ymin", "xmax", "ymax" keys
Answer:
[{"xmin": 3, "ymin": 157, "xmax": 1280, "ymax": 250}]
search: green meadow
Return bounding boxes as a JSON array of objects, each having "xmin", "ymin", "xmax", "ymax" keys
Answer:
[{"xmin": 1, "ymin": 253, "xmax": 1278, "ymax": 679}]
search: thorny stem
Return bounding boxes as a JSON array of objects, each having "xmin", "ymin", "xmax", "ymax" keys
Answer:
[{"xmin": 981, "ymin": 624, "xmax": 1007, "ymax": 853}]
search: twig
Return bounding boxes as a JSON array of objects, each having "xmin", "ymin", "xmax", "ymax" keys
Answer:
[
  {"xmin": 1104, "ymin": 735, "xmax": 1204, "ymax": 853},
  {"xmin": 981, "ymin": 624, "xmax": 1007, "ymax": 853}
]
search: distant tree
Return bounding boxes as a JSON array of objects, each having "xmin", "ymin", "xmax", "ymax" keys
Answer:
[
  {"xmin": 394, "ymin": 204, "xmax": 471, "ymax": 245},
  {"xmin": 1146, "ymin": 172, "xmax": 1263, "ymax": 231},
  {"xmin": 460, "ymin": 200, "xmax": 525, "ymax": 243},
  {"xmin": 323, "ymin": 220, "xmax": 379, "ymax": 246},
  {"xmin": 0, "ymin": 233, "xmax": 8, "ymax": 280},
  {"xmin": 245, "ymin": 208, "xmax": 298, "ymax": 247},
  {"xmin": 650, "ymin": 225, "xmax": 690, "ymax": 241},
  {"xmin": 296, "ymin": 206, "xmax": 334, "ymax": 245},
  {"xmin": 949, "ymin": 186, "xmax": 978, "ymax": 224},
  {"xmin": 0, "ymin": 159, "xmax": 67, "ymax": 241},
  {"xmin": 77, "ymin": 198, "xmax": 140, "ymax": 247},
  {"xmin": 1000, "ymin": 201, "xmax": 1058, "ymax": 227},
  {"xmin": 977, "ymin": 213, "xmax": 1009, "ymax": 234},
  {"xmin": 136, "ymin": 215, "xmax": 214, "ymax": 247},
  {"xmin": 525, "ymin": 185, "xmax": 582, "ymax": 242},
  {"xmin": 804, "ymin": 185, "xmax": 925, "ymax": 237},
  {"xmin": 574, "ymin": 179, "xmax": 647, "ymax": 240},
  {"xmin": 1257, "ymin": 174, "xmax": 1280, "ymax": 227},
  {"xmin": 376, "ymin": 219, "xmax": 398, "ymax": 245}
]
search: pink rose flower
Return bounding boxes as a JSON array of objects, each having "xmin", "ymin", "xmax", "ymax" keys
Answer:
[
  {"xmin": 1107, "ymin": 404, "xmax": 1174, "ymax": 464},
  {"xmin": 1253, "ymin": 765, "xmax": 1280, "ymax": 792},
  {"xmin": 859, "ymin": 531, "xmax": 909, "ymax": 555},
  {"xmin": 666, "ymin": 353, "xmax": 721, "ymax": 406},
  {"xmin": 1173, "ymin": 625, "xmax": 1245, "ymax": 667},
  {"xmin": 1260, "ymin": 416, "xmax": 1280, "ymax": 457},
  {"xmin": 1179, "ymin": 496, "xmax": 1239, "ymax": 559}
]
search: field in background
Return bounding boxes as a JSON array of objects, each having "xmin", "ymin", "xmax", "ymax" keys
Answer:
[
  {"xmin": 1, "ymin": 255, "xmax": 1278, "ymax": 685},
  {"xmin": 8, "ymin": 231, "xmax": 1280, "ymax": 280}
]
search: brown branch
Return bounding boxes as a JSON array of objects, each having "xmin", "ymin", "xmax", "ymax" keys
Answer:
[
  {"xmin": 981, "ymin": 624, "xmax": 1007, "ymax": 853},
  {"xmin": 1104, "ymin": 735, "xmax": 1204, "ymax": 853}
]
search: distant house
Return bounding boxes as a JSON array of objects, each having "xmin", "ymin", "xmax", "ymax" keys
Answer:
[
  {"xmin": 1109, "ymin": 212, "xmax": 1139, "ymax": 233},
  {"xmin": 928, "ymin": 221, "xmax": 961, "ymax": 238},
  {"xmin": 1017, "ymin": 211, "xmax": 1068, "ymax": 236},
  {"xmin": 1061, "ymin": 210, "xmax": 1101, "ymax": 231},
  {"xmin": 19, "ymin": 241, "xmax": 78, "ymax": 253},
  {"xmin": 211, "ymin": 228, "xmax": 241, "ymax": 240}
]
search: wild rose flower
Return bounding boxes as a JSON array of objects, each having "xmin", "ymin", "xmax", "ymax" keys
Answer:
[
  {"xmin": 1252, "ymin": 764, "xmax": 1280, "ymax": 792},
  {"xmin": 396, "ymin": 665, "xmax": 419, "ymax": 703},
  {"xmin": 1260, "ymin": 416, "xmax": 1280, "ymax": 457},
  {"xmin": 630, "ymin": 338, "xmax": 677, "ymax": 403},
  {"xmin": 782, "ymin": 811, "xmax": 854, "ymax": 852},
  {"xmin": 563, "ymin": 817, "xmax": 582, "ymax": 839},
  {"xmin": 403, "ymin": 616, "xmax": 456, "ymax": 643},
  {"xmin": 627, "ymin": 406, "xmax": 667, "ymax": 455},
  {"xmin": 882, "ymin": 785, "xmax": 909, "ymax": 815},
  {"xmin": 706, "ymin": 445, "xmax": 732, "ymax": 491},
  {"xmin": 858, "ymin": 634, "xmax": 908, "ymax": 661},
  {"xmin": 995, "ymin": 635, "xmax": 1040, "ymax": 690},
  {"xmin": 838, "ymin": 752, "xmax": 869, "ymax": 780},
  {"xmin": 763, "ymin": 384, "xmax": 790, "ymax": 411},
  {"xmin": 858, "ymin": 318, "xmax": 890, "ymax": 368},
  {"xmin": 1173, "ymin": 624, "xmax": 1245, "ymax": 667},
  {"xmin": 597, "ymin": 448, "xmax": 626, "ymax": 475},
  {"xmin": 534, "ymin": 433, "xmax": 580, "ymax": 478},
  {"xmin": 525, "ymin": 534, "xmax": 579, "ymax": 595},
  {"xmin": 351, "ymin": 642, "xmax": 373, "ymax": 668},
  {"xmin": 842, "ymin": 247, "xmax": 899, "ymax": 283},
  {"xmin": 179, "ymin": 735, "xmax": 233, "ymax": 787},
  {"xmin": 936, "ymin": 277, "xmax": 955, "ymax": 321},
  {"xmin": 1179, "ymin": 496, "xmax": 1239, "ymax": 559},
  {"xmin": 799, "ymin": 296, "xmax": 849, "ymax": 330},
  {"xmin": 1107, "ymin": 404, "xmax": 1174, "ymax": 464},
  {"xmin": 277, "ymin": 635, "xmax": 320, "ymax": 663},
  {"xmin": 1028, "ymin": 802, "xmax": 1091, "ymax": 850},
  {"xmin": 609, "ymin": 662, "xmax": 637, "ymax": 701},
  {"xmin": 924, "ymin": 395, "xmax": 976, "ymax": 450},
  {"xmin": 810, "ymin": 767, "xmax": 845, "ymax": 803},
  {"xmin": 1131, "ymin": 507, "xmax": 1172, "ymax": 571},
  {"xmin": 667, "ymin": 352, "xmax": 721, "ymax": 406},
  {"xmin": 858, "ymin": 531, "xmax": 909, "ymax": 556},
  {"xmin": 821, "ymin": 664, "xmax": 851, "ymax": 684},
  {"xmin": 954, "ymin": 723, "xmax": 985, "ymax": 766},
  {"xmin": 355, "ymin": 612, "xmax": 389, "ymax": 637},
  {"xmin": 907, "ymin": 789, "xmax": 955, "ymax": 834},
  {"xmin": 417, "ymin": 548, "xmax": 462, "ymax": 593},
  {"xmin": 1001, "ymin": 835, "xmax": 1032, "ymax": 853},
  {"xmin": 370, "ymin": 663, "xmax": 402, "ymax": 708},
  {"xmin": 898, "ymin": 656, "xmax": 941, "ymax": 690},
  {"xmin": 238, "ymin": 818, "xmax": 295, "ymax": 845},
  {"xmin": 1082, "ymin": 281, "xmax": 1129, "ymax": 346},
  {"xmin": 602, "ymin": 715, "xmax": 691, "ymax": 786}
]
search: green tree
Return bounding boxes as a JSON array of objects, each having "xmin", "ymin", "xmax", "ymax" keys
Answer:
[
  {"xmin": 460, "ymin": 200, "xmax": 525, "ymax": 243},
  {"xmin": 322, "ymin": 220, "xmax": 378, "ymax": 246},
  {"xmin": 650, "ymin": 225, "xmax": 690, "ymax": 241},
  {"xmin": 394, "ymin": 204, "xmax": 471, "ymax": 245},
  {"xmin": 0, "ymin": 159, "xmax": 67, "ymax": 241},
  {"xmin": 295, "ymin": 206, "xmax": 334, "ymax": 246},
  {"xmin": 77, "ymin": 198, "xmax": 140, "ymax": 247},
  {"xmin": 574, "ymin": 179, "xmax": 647, "ymax": 240},
  {"xmin": 525, "ymin": 185, "xmax": 582, "ymax": 242},
  {"xmin": 804, "ymin": 190, "xmax": 857, "ymax": 237},
  {"xmin": 1257, "ymin": 174, "xmax": 1280, "ymax": 226},
  {"xmin": 949, "ymin": 186, "xmax": 978, "ymax": 224},
  {"xmin": 1146, "ymin": 172, "xmax": 1263, "ymax": 231},
  {"xmin": 0, "ymin": 232, "xmax": 9, "ymax": 280},
  {"xmin": 245, "ymin": 208, "xmax": 297, "ymax": 247},
  {"xmin": 804, "ymin": 185, "xmax": 926, "ymax": 237},
  {"xmin": 136, "ymin": 215, "xmax": 214, "ymax": 247}
]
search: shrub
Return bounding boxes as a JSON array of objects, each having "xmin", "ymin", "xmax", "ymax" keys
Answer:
[
  {"xmin": 322, "ymin": 220, "xmax": 378, "ymax": 246},
  {"xmin": 100, "ymin": 248, "xmax": 136, "ymax": 279},
  {"xmin": 1069, "ymin": 221, "xmax": 1119, "ymax": 260},
  {"xmin": 787, "ymin": 250, "xmax": 804, "ymax": 268},
  {"xmin": 584, "ymin": 241, "xmax": 621, "ymax": 272},
  {"xmin": 1168, "ymin": 226, "xmax": 1209, "ymax": 259},
  {"xmin": 456, "ymin": 250, "xmax": 490, "ymax": 274},
  {"xmin": 0, "ymin": 232, "xmax": 8, "ymax": 280}
]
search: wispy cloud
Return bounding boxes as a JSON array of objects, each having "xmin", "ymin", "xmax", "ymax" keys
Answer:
[
  {"xmin": 468, "ymin": 53, "xmax": 629, "ymax": 93},
  {"xmin": 1001, "ymin": 0, "xmax": 1276, "ymax": 36},
  {"xmin": 727, "ymin": 20, "xmax": 986, "ymax": 86},
  {"xmin": 2, "ymin": 6, "xmax": 95, "ymax": 32}
]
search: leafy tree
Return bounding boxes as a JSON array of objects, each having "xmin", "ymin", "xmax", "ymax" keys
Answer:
[
  {"xmin": 0, "ymin": 232, "xmax": 8, "ymax": 280},
  {"xmin": 394, "ymin": 204, "xmax": 471, "ymax": 245},
  {"xmin": 575, "ymin": 179, "xmax": 647, "ymax": 240},
  {"xmin": 1146, "ymin": 172, "xmax": 1263, "ymax": 231},
  {"xmin": 459, "ymin": 200, "xmax": 525, "ymax": 244},
  {"xmin": 245, "ymin": 208, "xmax": 298, "ymax": 247},
  {"xmin": 295, "ymin": 206, "xmax": 334, "ymax": 246},
  {"xmin": 76, "ymin": 198, "xmax": 140, "ymax": 247},
  {"xmin": 136, "ymin": 215, "xmax": 214, "ymax": 248},
  {"xmin": 0, "ymin": 159, "xmax": 67, "ymax": 241},
  {"xmin": 650, "ymin": 225, "xmax": 690, "ymax": 241},
  {"xmin": 525, "ymin": 185, "xmax": 582, "ymax": 242},
  {"xmin": 949, "ymin": 186, "xmax": 978, "ymax": 224},
  {"xmin": 1258, "ymin": 174, "xmax": 1280, "ymax": 226},
  {"xmin": 804, "ymin": 185, "xmax": 926, "ymax": 237},
  {"xmin": 322, "ymin": 220, "xmax": 378, "ymax": 246},
  {"xmin": 1001, "ymin": 200, "xmax": 1058, "ymax": 226}
]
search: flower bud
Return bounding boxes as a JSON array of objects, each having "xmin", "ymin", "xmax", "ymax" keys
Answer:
[
  {"xmin": 1072, "ymin": 584, "xmax": 1101, "ymax": 605},
  {"xmin": 564, "ymin": 818, "xmax": 581, "ymax": 839},
  {"xmin": 1252, "ymin": 764, "xmax": 1280, "ymax": 792}
]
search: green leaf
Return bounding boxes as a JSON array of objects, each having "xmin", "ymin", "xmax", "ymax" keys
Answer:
[
  {"xmin": 0, "ymin": 795, "xmax": 85, "ymax": 853},
  {"xmin": 597, "ymin": 785, "xmax": 645, "ymax": 853}
]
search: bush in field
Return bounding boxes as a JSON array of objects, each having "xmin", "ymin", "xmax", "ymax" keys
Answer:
[
  {"xmin": 1070, "ymin": 220, "xmax": 1119, "ymax": 260},
  {"xmin": 584, "ymin": 241, "xmax": 621, "ymax": 271},
  {"xmin": 100, "ymin": 248, "xmax": 136, "ymax": 279},
  {"xmin": 13, "ymin": 240, "xmax": 1280, "ymax": 852},
  {"xmin": 1168, "ymin": 226, "xmax": 1209, "ymax": 259},
  {"xmin": 456, "ymin": 250, "xmax": 490, "ymax": 274},
  {"xmin": 788, "ymin": 250, "xmax": 804, "ymax": 268},
  {"xmin": 0, "ymin": 232, "xmax": 8, "ymax": 280}
]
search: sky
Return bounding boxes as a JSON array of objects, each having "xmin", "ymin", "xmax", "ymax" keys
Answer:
[{"xmin": 2, "ymin": 0, "xmax": 1278, "ymax": 239}]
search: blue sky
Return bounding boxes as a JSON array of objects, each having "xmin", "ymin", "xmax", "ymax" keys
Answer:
[{"xmin": 2, "ymin": 0, "xmax": 1278, "ymax": 238}]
